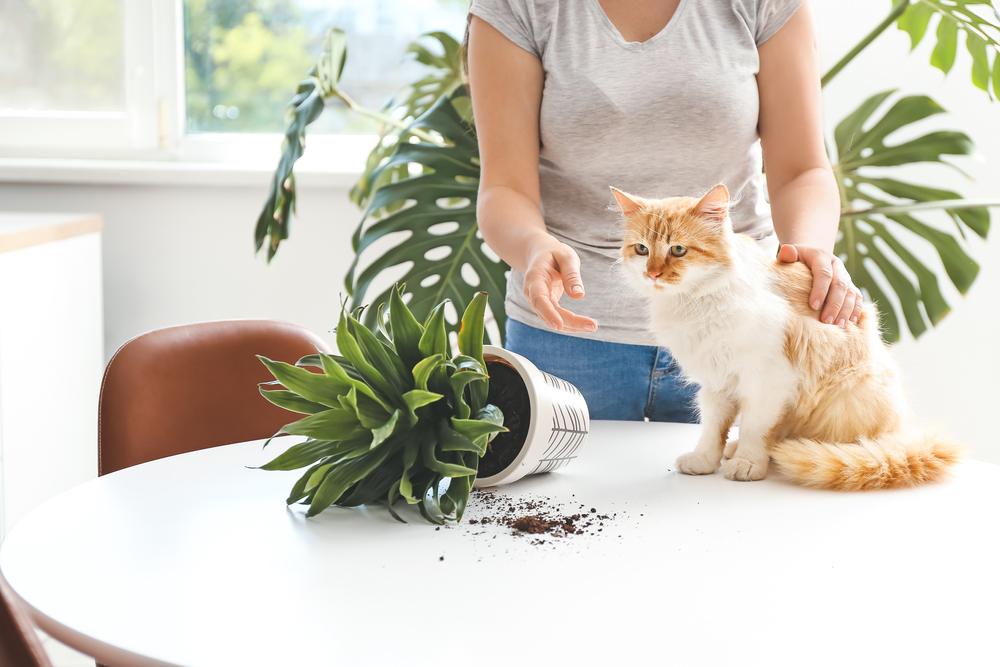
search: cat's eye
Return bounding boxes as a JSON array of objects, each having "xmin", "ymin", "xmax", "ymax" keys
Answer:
[
  {"xmin": 669, "ymin": 244, "xmax": 687, "ymax": 257},
  {"xmin": 634, "ymin": 243, "xmax": 649, "ymax": 256}
]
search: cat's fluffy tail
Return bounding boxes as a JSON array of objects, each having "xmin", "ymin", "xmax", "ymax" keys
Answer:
[{"xmin": 769, "ymin": 431, "xmax": 960, "ymax": 491}]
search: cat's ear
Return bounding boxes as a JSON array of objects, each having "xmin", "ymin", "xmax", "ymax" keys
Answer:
[
  {"xmin": 610, "ymin": 187, "xmax": 643, "ymax": 216},
  {"xmin": 697, "ymin": 184, "xmax": 730, "ymax": 225}
]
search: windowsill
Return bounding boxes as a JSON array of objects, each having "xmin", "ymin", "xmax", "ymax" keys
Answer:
[
  {"xmin": 0, "ymin": 134, "xmax": 379, "ymax": 189},
  {"xmin": 0, "ymin": 156, "xmax": 361, "ymax": 189}
]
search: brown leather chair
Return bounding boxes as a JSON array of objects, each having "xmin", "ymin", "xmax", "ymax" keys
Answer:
[
  {"xmin": 0, "ymin": 576, "xmax": 52, "ymax": 667},
  {"xmin": 99, "ymin": 320, "xmax": 330, "ymax": 475}
]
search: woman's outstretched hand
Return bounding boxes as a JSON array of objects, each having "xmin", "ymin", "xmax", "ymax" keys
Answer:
[
  {"xmin": 523, "ymin": 238, "xmax": 599, "ymax": 333},
  {"xmin": 778, "ymin": 243, "xmax": 863, "ymax": 327}
]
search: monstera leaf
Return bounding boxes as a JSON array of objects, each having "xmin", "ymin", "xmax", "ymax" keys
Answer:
[
  {"xmin": 255, "ymin": 28, "xmax": 444, "ymax": 262},
  {"xmin": 350, "ymin": 32, "xmax": 467, "ymax": 209},
  {"xmin": 896, "ymin": 0, "xmax": 1000, "ymax": 97},
  {"xmin": 832, "ymin": 89, "xmax": 995, "ymax": 341},
  {"xmin": 254, "ymin": 29, "xmax": 348, "ymax": 261},
  {"xmin": 346, "ymin": 87, "xmax": 509, "ymax": 337}
]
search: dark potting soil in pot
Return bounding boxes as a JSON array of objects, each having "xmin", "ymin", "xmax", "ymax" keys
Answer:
[{"xmin": 478, "ymin": 360, "xmax": 531, "ymax": 479}]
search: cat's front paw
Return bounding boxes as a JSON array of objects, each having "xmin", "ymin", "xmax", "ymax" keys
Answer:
[
  {"xmin": 721, "ymin": 455, "xmax": 768, "ymax": 481},
  {"xmin": 676, "ymin": 450, "xmax": 720, "ymax": 475}
]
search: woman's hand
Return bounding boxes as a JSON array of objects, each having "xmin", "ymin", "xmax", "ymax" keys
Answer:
[
  {"xmin": 523, "ymin": 237, "xmax": 598, "ymax": 333},
  {"xmin": 778, "ymin": 243, "xmax": 863, "ymax": 327}
]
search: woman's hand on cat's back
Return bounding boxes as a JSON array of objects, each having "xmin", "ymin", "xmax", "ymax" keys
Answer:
[
  {"xmin": 778, "ymin": 244, "xmax": 863, "ymax": 327},
  {"xmin": 523, "ymin": 238, "xmax": 599, "ymax": 333}
]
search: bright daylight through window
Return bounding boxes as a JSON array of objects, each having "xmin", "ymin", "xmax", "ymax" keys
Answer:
[
  {"xmin": 1, "ymin": 0, "xmax": 126, "ymax": 113},
  {"xmin": 0, "ymin": 0, "xmax": 470, "ymax": 155}
]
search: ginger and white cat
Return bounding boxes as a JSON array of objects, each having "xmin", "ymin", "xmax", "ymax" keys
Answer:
[{"xmin": 613, "ymin": 184, "xmax": 958, "ymax": 490}]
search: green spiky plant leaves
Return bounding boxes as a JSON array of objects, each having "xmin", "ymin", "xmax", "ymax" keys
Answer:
[{"xmin": 256, "ymin": 288, "xmax": 505, "ymax": 523}]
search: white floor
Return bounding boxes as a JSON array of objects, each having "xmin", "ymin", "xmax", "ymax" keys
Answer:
[{"xmin": 36, "ymin": 629, "xmax": 95, "ymax": 667}]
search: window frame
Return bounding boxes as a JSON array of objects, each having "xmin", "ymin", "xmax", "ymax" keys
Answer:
[
  {"xmin": 0, "ymin": 0, "xmax": 388, "ymax": 174},
  {"xmin": 0, "ymin": 0, "xmax": 180, "ymax": 158}
]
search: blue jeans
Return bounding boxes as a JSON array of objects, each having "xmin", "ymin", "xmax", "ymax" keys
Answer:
[{"xmin": 505, "ymin": 318, "xmax": 699, "ymax": 423}]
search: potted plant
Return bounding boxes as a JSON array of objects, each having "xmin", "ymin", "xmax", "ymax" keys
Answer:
[{"xmin": 255, "ymin": 287, "xmax": 589, "ymax": 523}]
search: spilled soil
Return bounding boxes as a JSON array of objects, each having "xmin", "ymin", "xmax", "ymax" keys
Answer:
[{"xmin": 465, "ymin": 489, "xmax": 619, "ymax": 545}]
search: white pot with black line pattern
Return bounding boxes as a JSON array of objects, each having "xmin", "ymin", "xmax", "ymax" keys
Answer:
[{"xmin": 474, "ymin": 345, "xmax": 591, "ymax": 487}]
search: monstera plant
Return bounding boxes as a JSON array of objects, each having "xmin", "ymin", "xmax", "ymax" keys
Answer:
[{"xmin": 256, "ymin": 2, "xmax": 1000, "ymax": 343}]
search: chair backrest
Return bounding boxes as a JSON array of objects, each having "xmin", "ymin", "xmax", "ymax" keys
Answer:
[
  {"xmin": 0, "ymin": 576, "xmax": 51, "ymax": 667},
  {"xmin": 99, "ymin": 320, "xmax": 329, "ymax": 475}
]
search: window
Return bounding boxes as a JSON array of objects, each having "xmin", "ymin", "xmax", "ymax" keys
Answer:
[
  {"xmin": 1, "ymin": 0, "xmax": 126, "ymax": 112},
  {"xmin": 0, "ymin": 0, "xmax": 469, "ymax": 162},
  {"xmin": 0, "ymin": 0, "xmax": 164, "ymax": 154},
  {"xmin": 183, "ymin": 0, "xmax": 469, "ymax": 135}
]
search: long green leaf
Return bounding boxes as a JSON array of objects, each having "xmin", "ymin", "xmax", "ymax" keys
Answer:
[
  {"xmin": 418, "ymin": 301, "xmax": 449, "ymax": 358},
  {"xmin": 286, "ymin": 461, "xmax": 330, "ymax": 505},
  {"xmin": 421, "ymin": 430, "xmax": 477, "ymax": 477},
  {"xmin": 401, "ymin": 389, "xmax": 444, "ymax": 423},
  {"xmin": 457, "ymin": 291, "xmax": 488, "ymax": 365},
  {"xmin": 282, "ymin": 408, "xmax": 364, "ymax": 440},
  {"xmin": 450, "ymin": 416, "xmax": 507, "ymax": 443},
  {"xmin": 398, "ymin": 437, "xmax": 421, "ymax": 504},
  {"xmin": 257, "ymin": 356, "xmax": 346, "ymax": 408},
  {"xmin": 438, "ymin": 422, "xmax": 486, "ymax": 456},
  {"xmin": 388, "ymin": 284, "xmax": 425, "ymax": 368},
  {"xmin": 370, "ymin": 410, "xmax": 401, "ymax": 449},
  {"xmin": 259, "ymin": 388, "xmax": 328, "ymax": 415},
  {"xmin": 321, "ymin": 354, "xmax": 390, "ymax": 410},
  {"xmin": 336, "ymin": 311, "xmax": 398, "ymax": 402},
  {"xmin": 307, "ymin": 444, "xmax": 395, "ymax": 517},
  {"xmin": 338, "ymin": 386, "xmax": 390, "ymax": 429},
  {"xmin": 347, "ymin": 316, "xmax": 411, "ymax": 391},
  {"xmin": 411, "ymin": 354, "xmax": 446, "ymax": 391},
  {"xmin": 441, "ymin": 452, "xmax": 476, "ymax": 521},
  {"xmin": 257, "ymin": 439, "xmax": 340, "ymax": 471}
]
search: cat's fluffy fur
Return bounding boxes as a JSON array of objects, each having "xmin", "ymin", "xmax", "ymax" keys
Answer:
[{"xmin": 613, "ymin": 184, "xmax": 959, "ymax": 490}]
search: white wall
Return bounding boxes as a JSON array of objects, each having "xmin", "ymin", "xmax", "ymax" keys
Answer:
[
  {"xmin": 0, "ymin": 180, "xmax": 355, "ymax": 353},
  {"xmin": 0, "ymin": 1, "xmax": 997, "ymax": 461},
  {"xmin": 816, "ymin": 0, "xmax": 1000, "ymax": 462}
]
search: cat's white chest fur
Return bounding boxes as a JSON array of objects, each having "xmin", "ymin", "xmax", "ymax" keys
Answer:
[{"xmin": 649, "ymin": 261, "xmax": 797, "ymax": 399}]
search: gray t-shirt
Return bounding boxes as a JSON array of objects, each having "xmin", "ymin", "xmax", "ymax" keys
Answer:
[{"xmin": 470, "ymin": 0, "xmax": 801, "ymax": 346}]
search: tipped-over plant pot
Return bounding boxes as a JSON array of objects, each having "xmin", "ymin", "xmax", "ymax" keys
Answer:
[
  {"xmin": 254, "ymin": 286, "xmax": 588, "ymax": 524},
  {"xmin": 475, "ymin": 345, "xmax": 590, "ymax": 487}
]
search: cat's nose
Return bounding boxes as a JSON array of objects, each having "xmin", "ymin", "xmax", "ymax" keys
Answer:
[{"xmin": 646, "ymin": 268, "xmax": 662, "ymax": 279}]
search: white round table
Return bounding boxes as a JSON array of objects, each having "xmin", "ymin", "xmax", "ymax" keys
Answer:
[{"xmin": 2, "ymin": 421, "xmax": 998, "ymax": 667}]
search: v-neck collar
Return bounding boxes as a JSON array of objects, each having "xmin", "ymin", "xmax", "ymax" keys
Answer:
[{"xmin": 589, "ymin": 0, "xmax": 690, "ymax": 50}]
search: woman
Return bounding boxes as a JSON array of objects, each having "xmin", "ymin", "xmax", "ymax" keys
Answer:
[{"xmin": 466, "ymin": 0, "xmax": 862, "ymax": 422}]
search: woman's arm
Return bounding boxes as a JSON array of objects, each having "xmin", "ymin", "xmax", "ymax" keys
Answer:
[
  {"xmin": 467, "ymin": 16, "xmax": 597, "ymax": 333},
  {"xmin": 758, "ymin": 1, "xmax": 863, "ymax": 327}
]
